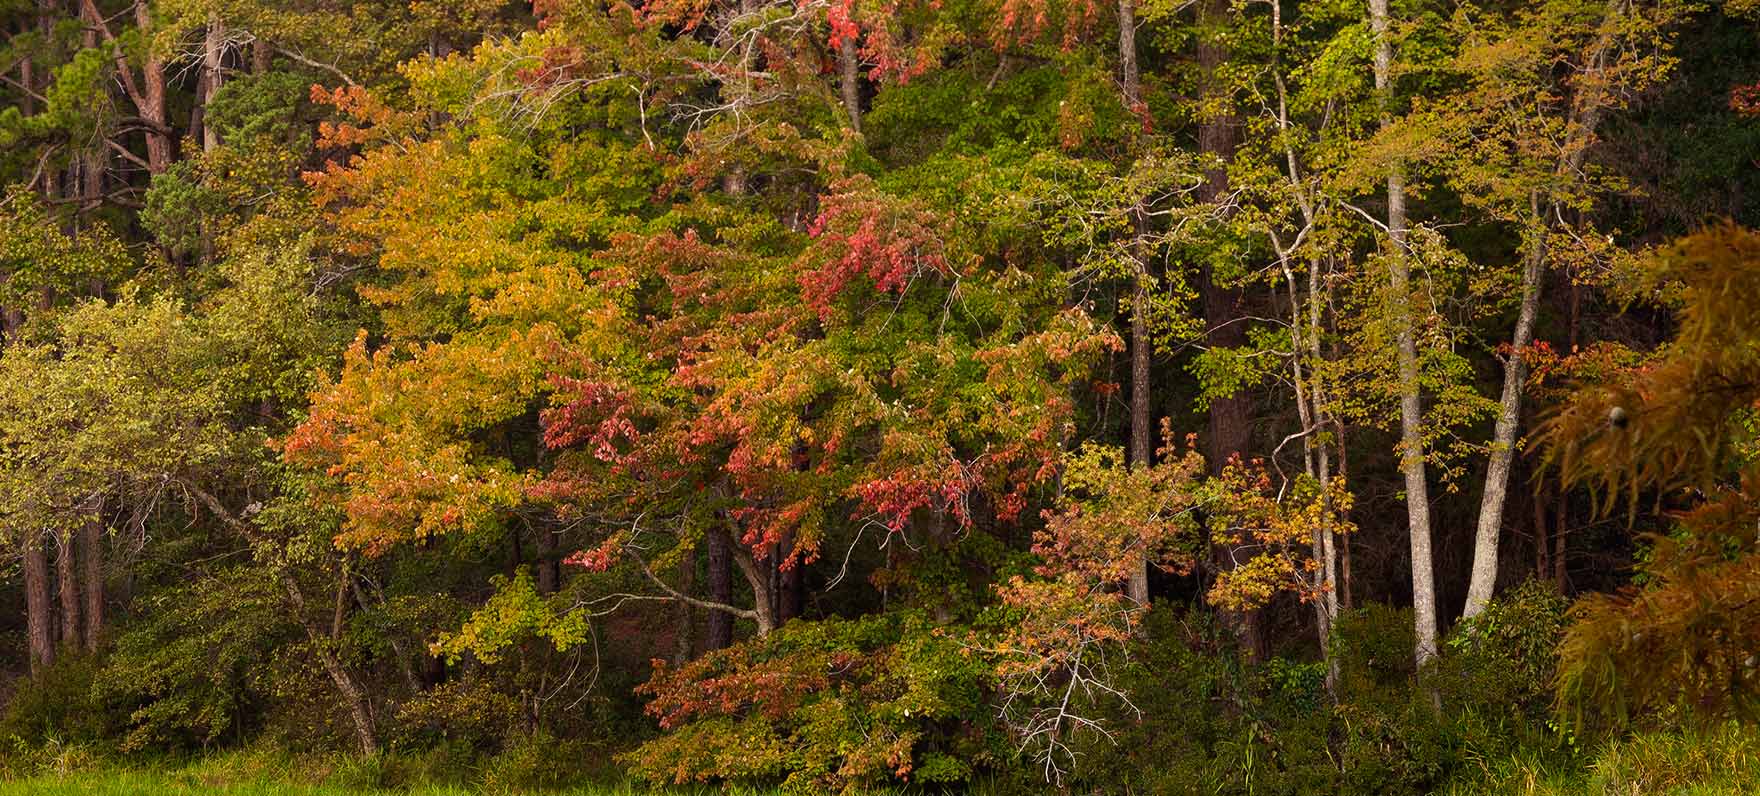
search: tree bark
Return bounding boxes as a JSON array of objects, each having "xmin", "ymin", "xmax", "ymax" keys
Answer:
[
  {"xmin": 705, "ymin": 524, "xmax": 734, "ymax": 650},
  {"xmin": 730, "ymin": 546, "xmax": 776, "ymax": 636},
  {"xmin": 24, "ymin": 535, "xmax": 54, "ymax": 673},
  {"xmin": 1463, "ymin": 210, "xmax": 1543, "ymax": 619},
  {"xmin": 186, "ymin": 486, "xmax": 378, "ymax": 755},
  {"xmin": 776, "ymin": 532, "xmax": 804, "ymax": 624},
  {"xmin": 56, "ymin": 531, "xmax": 80, "ymax": 650},
  {"xmin": 253, "ymin": 37, "xmax": 272, "ymax": 74},
  {"xmin": 200, "ymin": 14, "xmax": 226, "ymax": 152},
  {"xmin": 1553, "ymin": 495, "xmax": 1569, "ymax": 590},
  {"xmin": 1533, "ymin": 477, "xmax": 1551, "ymax": 581},
  {"xmin": 136, "ymin": 2, "xmax": 172, "ymax": 172},
  {"xmin": 838, "ymin": 37, "xmax": 862, "ymax": 134},
  {"xmin": 1337, "ymin": 416, "xmax": 1354, "ymax": 610},
  {"xmin": 79, "ymin": 0, "xmax": 172, "ymax": 173},
  {"xmin": 672, "ymin": 551, "xmax": 696, "ymax": 664},
  {"xmin": 81, "ymin": 514, "xmax": 104, "ymax": 652},
  {"xmin": 282, "ymin": 570, "xmax": 378, "ymax": 756},
  {"xmin": 535, "ymin": 522, "xmax": 559, "ymax": 595},
  {"xmin": 1370, "ymin": 0, "xmax": 1438, "ymax": 671},
  {"xmin": 1196, "ymin": 0, "xmax": 1264, "ymax": 659}
]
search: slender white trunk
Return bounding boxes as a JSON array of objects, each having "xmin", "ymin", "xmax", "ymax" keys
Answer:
[
  {"xmin": 1463, "ymin": 0, "xmax": 1623, "ymax": 618},
  {"xmin": 1463, "ymin": 204, "xmax": 1544, "ymax": 618},
  {"xmin": 1369, "ymin": 0, "xmax": 1437, "ymax": 670}
]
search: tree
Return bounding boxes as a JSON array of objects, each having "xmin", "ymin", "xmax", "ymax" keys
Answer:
[
  {"xmin": 1545, "ymin": 224, "xmax": 1760, "ymax": 728},
  {"xmin": 1369, "ymin": 0, "xmax": 1439, "ymax": 674},
  {"xmin": 1458, "ymin": 0, "xmax": 1688, "ymax": 619}
]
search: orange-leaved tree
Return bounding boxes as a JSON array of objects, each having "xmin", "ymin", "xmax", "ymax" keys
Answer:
[{"xmin": 1543, "ymin": 223, "xmax": 1760, "ymax": 729}]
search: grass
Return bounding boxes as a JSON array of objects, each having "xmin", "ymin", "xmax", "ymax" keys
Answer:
[
  {"xmin": 0, "ymin": 746, "xmax": 702, "ymax": 796},
  {"xmin": 0, "ymin": 770, "xmax": 476, "ymax": 796},
  {"xmin": 7, "ymin": 725, "xmax": 1760, "ymax": 796},
  {"xmin": 1446, "ymin": 722, "xmax": 1760, "ymax": 796},
  {"xmin": 0, "ymin": 770, "xmax": 825, "ymax": 796}
]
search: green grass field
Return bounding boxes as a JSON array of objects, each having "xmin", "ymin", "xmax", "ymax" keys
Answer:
[
  {"xmin": 5, "ymin": 724, "xmax": 1759, "ymax": 796},
  {"xmin": 0, "ymin": 774, "xmax": 808, "ymax": 796},
  {"xmin": 0, "ymin": 772, "xmax": 475, "ymax": 796}
]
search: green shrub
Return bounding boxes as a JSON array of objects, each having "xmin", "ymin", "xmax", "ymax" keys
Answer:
[
  {"xmin": 0, "ymin": 652, "xmax": 107, "ymax": 744},
  {"xmin": 623, "ymin": 612, "xmax": 1002, "ymax": 794},
  {"xmin": 92, "ymin": 567, "xmax": 298, "ymax": 752},
  {"xmin": 478, "ymin": 730, "xmax": 597, "ymax": 794},
  {"xmin": 0, "ymin": 733, "xmax": 100, "ymax": 780},
  {"xmin": 389, "ymin": 676, "xmax": 522, "ymax": 754},
  {"xmin": 1440, "ymin": 580, "xmax": 1571, "ymax": 757}
]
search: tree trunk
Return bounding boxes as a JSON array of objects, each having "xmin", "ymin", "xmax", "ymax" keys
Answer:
[
  {"xmin": 705, "ymin": 525, "xmax": 734, "ymax": 650},
  {"xmin": 1370, "ymin": 0, "xmax": 1438, "ymax": 671},
  {"xmin": 1463, "ymin": 211, "xmax": 1543, "ymax": 619},
  {"xmin": 253, "ymin": 37, "xmax": 272, "ymax": 74},
  {"xmin": 187, "ymin": 486, "xmax": 378, "ymax": 755},
  {"xmin": 1533, "ymin": 478, "xmax": 1551, "ymax": 581},
  {"xmin": 1553, "ymin": 495, "xmax": 1569, "ymax": 590},
  {"xmin": 1117, "ymin": 0, "xmax": 1155, "ymax": 608},
  {"xmin": 777, "ymin": 534, "xmax": 804, "ymax": 624},
  {"xmin": 1463, "ymin": 0, "xmax": 1622, "ymax": 619},
  {"xmin": 56, "ymin": 531, "xmax": 80, "ymax": 651},
  {"xmin": 24, "ymin": 536, "xmax": 54, "ymax": 673},
  {"xmin": 535, "ymin": 522, "xmax": 559, "ymax": 595},
  {"xmin": 201, "ymin": 14, "xmax": 225, "ymax": 152},
  {"xmin": 1337, "ymin": 417, "xmax": 1354, "ymax": 611},
  {"xmin": 672, "ymin": 552, "xmax": 696, "ymax": 665},
  {"xmin": 1196, "ymin": 0, "xmax": 1263, "ymax": 659},
  {"xmin": 137, "ymin": 2, "xmax": 172, "ymax": 173},
  {"xmin": 78, "ymin": 0, "xmax": 172, "ymax": 173},
  {"xmin": 81, "ymin": 515, "xmax": 104, "ymax": 652},
  {"xmin": 730, "ymin": 546, "xmax": 777, "ymax": 636},
  {"xmin": 838, "ymin": 37, "xmax": 862, "ymax": 133},
  {"xmin": 280, "ymin": 570, "xmax": 378, "ymax": 756}
]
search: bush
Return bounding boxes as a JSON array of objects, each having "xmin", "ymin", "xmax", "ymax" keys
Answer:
[
  {"xmin": 1068, "ymin": 608, "xmax": 1342, "ymax": 796},
  {"xmin": 1440, "ymin": 580, "xmax": 1571, "ymax": 756},
  {"xmin": 0, "ymin": 653, "xmax": 107, "ymax": 744},
  {"xmin": 389, "ymin": 676, "xmax": 523, "ymax": 754},
  {"xmin": 0, "ymin": 733, "xmax": 100, "ymax": 780},
  {"xmin": 478, "ymin": 730, "xmax": 597, "ymax": 794},
  {"xmin": 92, "ymin": 567, "xmax": 298, "ymax": 753},
  {"xmin": 623, "ymin": 611, "xmax": 1002, "ymax": 794}
]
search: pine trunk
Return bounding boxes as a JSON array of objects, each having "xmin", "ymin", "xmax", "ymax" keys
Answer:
[{"xmin": 138, "ymin": 2, "xmax": 172, "ymax": 173}]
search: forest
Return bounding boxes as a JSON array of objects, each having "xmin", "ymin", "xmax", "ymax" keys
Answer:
[{"xmin": 2, "ymin": 0, "xmax": 1760, "ymax": 793}]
